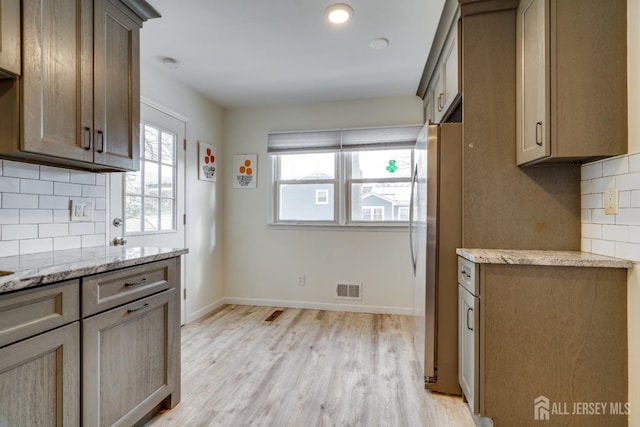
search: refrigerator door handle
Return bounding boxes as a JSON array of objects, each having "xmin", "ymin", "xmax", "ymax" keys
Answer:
[{"xmin": 408, "ymin": 165, "xmax": 418, "ymax": 275}]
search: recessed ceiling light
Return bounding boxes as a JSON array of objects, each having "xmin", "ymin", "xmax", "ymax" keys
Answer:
[
  {"xmin": 370, "ymin": 38, "xmax": 389, "ymax": 50},
  {"xmin": 325, "ymin": 3, "xmax": 354, "ymax": 24},
  {"xmin": 162, "ymin": 57, "xmax": 179, "ymax": 70}
]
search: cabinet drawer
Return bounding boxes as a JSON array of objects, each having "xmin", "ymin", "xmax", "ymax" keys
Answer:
[
  {"xmin": 458, "ymin": 257, "xmax": 478, "ymax": 294},
  {"xmin": 0, "ymin": 280, "xmax": 80, "ymax": 348},
  {"xmin": 82, "ymin": 259, "xmax": 176, "ymax": 317}
]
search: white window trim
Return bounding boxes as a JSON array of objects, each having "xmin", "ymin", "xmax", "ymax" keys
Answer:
[{"xmin": 362, "ymin": 206, "xmax": 385, "ymax": 221}]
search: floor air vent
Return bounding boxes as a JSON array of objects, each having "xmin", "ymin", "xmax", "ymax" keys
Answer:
[{"xmin": 336, "ymin": 283, "xmax": 362, "ymax": 300}]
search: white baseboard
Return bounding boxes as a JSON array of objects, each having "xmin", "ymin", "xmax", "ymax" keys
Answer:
[
  {"xmin": 223, "ymin": 297, "xmax": 414, "ymax": 316},
  {"xmin": 187, "ymin": 297, "xmax": 226, "ymax": 323}
]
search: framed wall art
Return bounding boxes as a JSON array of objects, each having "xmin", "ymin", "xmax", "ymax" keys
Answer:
[
  {"xmin": 233, "ymin": 154, "xmax": 257, "ymax": 189},
  {"xmin": 198, "ymin": 142, "xmax": 217, "ymax": 182}
]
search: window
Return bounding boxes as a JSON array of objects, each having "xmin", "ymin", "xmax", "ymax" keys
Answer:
[
  {"xmin": 124, "ymin": 124, "xmax": 177, "ymax": 234},
  {"xmin": 268, "ymin": 125, "xmax": 421, "ymax": 226}
]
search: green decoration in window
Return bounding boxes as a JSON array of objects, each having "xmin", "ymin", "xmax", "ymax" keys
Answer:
[{"xmin": 386, "ymin": 159, "xmax": 398, "ymax": 173}]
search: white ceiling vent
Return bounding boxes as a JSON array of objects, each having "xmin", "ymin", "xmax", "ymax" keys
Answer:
[{"xmin": 336, "ymin": 283, "xmax": 362, "ymax": 300}]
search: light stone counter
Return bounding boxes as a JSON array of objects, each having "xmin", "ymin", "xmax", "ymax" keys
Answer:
[
  {"xmin": 0, "ymin": 246, "xmax": 188, "ymax": 295},
  {"xmin": 456, "ymin": 248, "xmax": 634, "ymax": 269}
]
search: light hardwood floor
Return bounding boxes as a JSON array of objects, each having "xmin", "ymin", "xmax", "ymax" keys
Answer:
[{"xmin": 147, "ymin": 305, "xmax": 476, "ymax": 427}]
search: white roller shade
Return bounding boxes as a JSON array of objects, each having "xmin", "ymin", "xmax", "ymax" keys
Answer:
[{"xmin": 267, "ymin": 125, "xmax": 423, "ymax": 154}]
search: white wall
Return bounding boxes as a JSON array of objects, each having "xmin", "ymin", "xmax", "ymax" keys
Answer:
[
  {"xmin": 140, "ymin": 61, "xmax": 226, "ymax": 322},
  {"xmin": 581, "ymin": 0, "xmax": 639, "ymax": 423},
  {"xmin": 222, "ymin": 95, "xmax": 423, "ymax": 314}
]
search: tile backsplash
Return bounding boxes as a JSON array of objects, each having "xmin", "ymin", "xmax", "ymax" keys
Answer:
[
  {"xmin": 581, "ymin": 153, "xmax": 640, "ymax": 262},
  {"xmin": 0, "ymin": 160, "xmax": 107, "ymax": 257}
]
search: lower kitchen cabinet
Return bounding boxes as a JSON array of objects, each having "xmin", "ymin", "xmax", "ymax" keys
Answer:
[
  {"xmin": 82, "ymin": 288, "xmax": 179, "ymax": 427},
  {"xmin": 457, "ymin": 254, "xmax": 629, "ymax": 426},
  {"xmin": 0, "ymin": 322, "xmax": 80, "ymax": 426}
]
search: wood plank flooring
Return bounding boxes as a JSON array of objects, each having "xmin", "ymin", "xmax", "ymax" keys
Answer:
[{"xmin": 146, "ymin": 305, "xmax": 476, "ymax": 427}]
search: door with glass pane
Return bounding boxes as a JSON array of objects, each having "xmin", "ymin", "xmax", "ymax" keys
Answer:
[{"xmin": 109, "ymin": 102, "xmax": 186, "ymax": 323}]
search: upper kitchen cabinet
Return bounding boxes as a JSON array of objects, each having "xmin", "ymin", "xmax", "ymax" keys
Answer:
[
  {"xmin": 418, "ymin": 0, "xmax": 460, "ymax": 123},
  {"xmin": 0, "ymin": 0, "xmax": 160, "ymax": 172},
  {"xmin": 516, "ymin": 0, "xmax": 627, "ymax": 166},
  {"xmin": 0, "ymin": 0, "xmax": 20, "ymax": 77}
]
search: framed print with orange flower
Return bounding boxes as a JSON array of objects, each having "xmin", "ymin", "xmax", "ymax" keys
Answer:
[
  {"xmin": 233, "ymin": 154, "xmax": 257, "ymax": 188},
  {"xmin": 198, "ymin": 142, "xmax": 217, "ymax": 182}
]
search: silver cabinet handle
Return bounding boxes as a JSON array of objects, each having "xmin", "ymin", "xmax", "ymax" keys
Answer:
[
  {"xmin": 535, "ymin": 121, "xmax": 543, "ymax": 146},
  {"xmin": 437, "ymin": 93, "xmax": 444, "ymax": 112},
  {"xmin": 96, "ymin": 130, "xmax": 105, "ymax": 153},
  {"xmin": 82, "ymin": 127, "xmax": 92, "ymax": 150},
  {"xmin": 127, "ymin": 303, "xmax": 149, "ymax": 314},
  {"xmin": 466, "ymin": 307, "xmax": 473, "ymax": 331},
  {"xmin": 124, "ymin": 277, "xmax": 148, "ymax": 287}
]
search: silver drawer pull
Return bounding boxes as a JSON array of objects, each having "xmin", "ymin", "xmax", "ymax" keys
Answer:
[
  {"xmin": 127, "ymin": 303, "xmax": 149, "ymax": 314},
  {"xmin": 461, "ymin": 269, "xmax": 470, "ymax": 278},
  {"xmin": 466, "ymin": 307, "xmax": 473, "ymax": 331},
  {"xmin": 124, "ymin": 277, "xmax": 148, "ymax": 287}
]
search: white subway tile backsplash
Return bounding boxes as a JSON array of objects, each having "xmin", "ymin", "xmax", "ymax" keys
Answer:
[
  {"xmin": 39, "ymin": 195, "xmax": 70, "ymax": 210},
  {"xmin": 2, "ymin": 193, "xmax": 39, "ymax": 209},
  {"xmin": 582, "ymin": 154, "xmax": 640, "ymax": 263},
  {"xmin": 581, "ymin": 194, "xmax": 602, "ymax": 209},
  {"xmin": 615, "ymin": 242, "xmax": 640, "ymax": 262},
  {"xmin": 53, "ymin": 236, "xmax": 81, "ymax": 251},
  {"xmin": 0, "ymin": 161, "xmax": 107, "ymax": 256},
  {"xmin": 2, "ymin": 224, "xmax": 38, "ymax": 240},
  {"xmin": 40, "ymin": 166, "xmax": 70, "ymax": 182},
  {"xmin": 82, "ymin": 185, "xmax": 105, "ymax": 198},
  {"xmin": 82, "ymin": 234, "xmax": 106, "ymax": 247},
  {"xmin": 630, "ymin": 153, "xmax": 640, "ymax": 172},
  {"xmin": 620, "ymin": 191, "xmax": 631, "ymax": 208},
  {"xmin": 602, "ymin": 156, "xmax": 629, "ymax": 176},
  {"xmin": 591, "ymin": 209, "xmax": 615, "ymax": 225},
  {"xmin": 0, "ymin": 210, "xmax": 19, "ymax": 225},
  {"xmin": 3, "ymin": 161, "xmax": 39, "ymax": 179},
  {"xmin": 54, "ymin": 182, "xmax": 82, "ymax": 197},
  {"xmin": 20, "ymin": 238, "xmax": 53, "ymax": 255},
  {"xmin": 70, "ymin": 171, "xmax": 96, "ymax": 185},
  {"xmin": 69, "ymin": 222, "xmax": 95, "ymax": 236},
  {"xmin": 0, "ymin": 177, "xmax": 20, "ymax": 193},
  {"xmin": 19, "ymin": 209, "xmax": 53, "ymax": 224},
  {"xmin": 0, "ymin": 241, "xmax": 19, "ymax": 257},
  {"xmin": 582, "ymin": 162, "xmax": 603, "ymax": 180},
  {"xmin": 20, "ymin": 179, "xmax": 54, "ymax": 195},
  {"xmin": 602, "ymin": 225, "xmax": 630, "ymax": 242},
  {"xmin": 39, "ymin": 223, "xmax": 69, "ymax": 238},
  {"xmin": 590, "ymin": 176, "xmax": 616, "ymax": 194},
  {"xmin": 591, "ymin": 239, "xmax": 616, "ymax": 257},
  {"xmin": 617, "ymin": 208, "xmax": 640, "ymax": 226},
  {"xmin": 582, "ymin": 223, "xmax": 602, "ymax": 239},
  {"xmin": 53, "ymin": 210, "xmax": 71, "ymax": 223},
  {"xmin": 616, "ymin": 172, "xmax": 640, "ymax": 191}
]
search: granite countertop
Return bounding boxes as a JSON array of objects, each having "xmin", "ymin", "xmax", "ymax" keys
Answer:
[
  {"xmin": 0, "ymin": 246, "xmax": 188, "ymax": 295},
  {"xmin": 456, "ymin": 248, "xmax": 634, "ymax": 269}
]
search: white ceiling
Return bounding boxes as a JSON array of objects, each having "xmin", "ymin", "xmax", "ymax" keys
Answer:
[{"xmin": 140, "ymin": 0, "xmax": 445, "ymax": 108}]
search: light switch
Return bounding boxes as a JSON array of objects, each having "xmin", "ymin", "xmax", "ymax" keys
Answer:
[
  {"xmin": 70, "ymin": 199, "xmax": 94, "ymax": 222},
  {"xmin": 604, "ymin": 188, "xmax": 619, "ymax": 215}
]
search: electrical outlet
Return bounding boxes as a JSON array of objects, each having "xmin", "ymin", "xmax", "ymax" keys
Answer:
[
  {"xmin": 604, "ymin": 188, "xmax": 619, "ymax": 215},
  {"xmin": 297, "ymin": 274, "xmax": 306, "ymax": 286}
]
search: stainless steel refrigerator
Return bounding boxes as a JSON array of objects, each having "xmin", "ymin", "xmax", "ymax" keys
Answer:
[{"xmin": 409, "ymin": 122, "xmax": 462, "ymax": 395}]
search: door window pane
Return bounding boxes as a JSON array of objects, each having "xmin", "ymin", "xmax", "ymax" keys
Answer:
[{"xmin": 125, "ymin": 123, "xmax": 177, "ymax": 234}]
